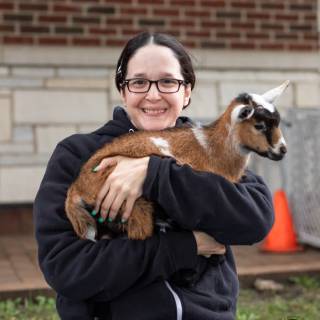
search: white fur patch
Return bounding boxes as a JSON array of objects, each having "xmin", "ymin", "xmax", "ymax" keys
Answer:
[
  {"xmin": 272, "ymin": 135, "xmax": 286, "ymax": 152},
  {"xmin": 150, "ymin": 137, "xmax": 173, "ymax": 157},
  {"xmin": 231, "ymin": 104, "xmax": 246, "ymax": 125},
  {"xmin": 191, "ymin": 127, "xmax": 208, "ymax": 151},
  {"xmin": 85, "ymin": 225, "xmax": 97, "ymax": 242},
  {"xmin": 250, "ymin": 93, "xmax": 275, "ymax": 113}
]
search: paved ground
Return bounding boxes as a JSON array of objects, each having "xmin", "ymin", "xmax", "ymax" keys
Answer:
[{"xmin": 0, "ymin": 234, "xmax": 320, "ymax": 299}]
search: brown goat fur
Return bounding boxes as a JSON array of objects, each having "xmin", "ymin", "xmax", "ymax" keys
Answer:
[{"xmin": 65, "ymin": 89, "xmax": 287, "ymax": 241}]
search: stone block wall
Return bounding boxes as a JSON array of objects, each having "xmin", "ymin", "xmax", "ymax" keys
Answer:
[{"xmin": 0, "ymin": 47, "xmax": 319, "ymax": 203}]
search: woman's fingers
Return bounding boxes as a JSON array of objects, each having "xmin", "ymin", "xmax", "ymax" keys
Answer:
[
  {"xmin": 121, "ymin": 193, "xmax": 137, "ymax": 223},
  {"xmin": 93, "ymin": 156, "xmax": 118, "ymax": 172},
  {"xmin": 94, "ymin": 179, "xmax": 111, "ymax": 213}
]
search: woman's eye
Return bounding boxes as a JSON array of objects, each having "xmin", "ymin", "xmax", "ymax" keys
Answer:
[
  {"xmin": 133, "ymin": 79, "xmax": 146, "ymax": 85},
  {"xmin": 160, "ymin": 79, "xmax": 177, "ymax": 87}
]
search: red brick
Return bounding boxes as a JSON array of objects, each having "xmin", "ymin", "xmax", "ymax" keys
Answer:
[
  {"xmin": 107, "ymin": 18, "xmax": 133, "ymax": 25},
  {"xmin": 138, "ymin": 0, "xmax": 164, "ymax": 4},
  {"xmin": 87, "ymin": 6, "xmax": 115, "ymax": 14},
  {"xmin": 73, "ymin": 16, "xmax": 100, "ymax": 24},
  {"xmin": 89, "ymin": 27, "xmax": 117, "ymax": 35},
  {"xmin": 3, "ymin": 36, "xmax": 34, "ymax": 44},
  {"xmin": 3, "ymin": 14, "xmax": 33, "ymax": 22},
  {"xmin": 303, "ymin": 33, "xmax": 319, "ymax": 41},
  {"xmin": 185, "ymin": 10, "xmax": 210, "ymax": 18},
  {"xmin": 138, "ymin": 19, "xmax": 165, "ymax": 27},
  {"xmin": 246, "ymin": 32, "xmax": 269, "ymax": 39},
  {"xmin": 230, "ymin": 42, "xmax": 255, "ymax": 49},
  {"xmin": 122, "ymin": 29, "xmax": 147, "ymax": 36},
  {"xmin": 19, "ymin": 3, "xmax": 48, "ymax": 11},
  {"xmin": 72, "ymin": 38, "xmax": 101, "ymax": 46},
  {"xmin": 186, "ymin": 31, "xmax": 210, "ymax": 38},
  {"xmin": 121, "ymin": 8, "xmax": 147, "ymax": 15},
  {"xmin": 275, "ymin": 14, "xmax": 299, "ymax": 21},
  {"xmin": 290, "ymin": 4, "xmax": 314, "ymax": 11},
  {"xmin": 275, "ymin": 33, "xmax": 298, "ymax": 40},
  {"xmin": 216, "ymin": 11, "xmax": 241, "ymax": 19},
  {"xmin": 153, "ymin": 9, "xmax": 180, "ymax": 16},
  {"xmin": 289, "ymin": 24, "xmax": 313, "ymax": 31},
  {"xmin": 201, "ymin": 41, "xmax": 226, "ymax": 49},
  {"xmin": 0, "ymin": 25, "xmax": 14, "ymax": 32},
  {"xmin": 259, "ymin": 43, "xmax": 285, "ymax": 50},
  {"xmin": 200, "ymin": 0, "xmax": 225, "ymax": 7},
  {"xmin": 247, "ymin": 12, "xmax": 270, "ymax": 19},
  {"xmin": 171, "ymin": 20, "xmax": 195, "ymax": 27},
  {"xmin": 20, "ymin": 26, "xmax": 50, "ymax": 33},
  {"xmin": 39, "ymin": 15, "xmax": 67, "ymax": 23},
  {"xmin": 106, "ymin": 39, "xmax": 127, "ymax": 46},
  {"xmin": 181, "ymin": 40, "xmax": 196, "ymax": 48},
  {"xmin": 201, "ymin": 21, "xmax": 225, "ymax": 28},
  {"xmin": 102, "ymin": 0, "xmax": 132, "ymax": 3},
  {"xmin": 217, "ymin": 31, "xmax": 241, "ymax": 39},
  {"xmin": 288, "ymin": 43, "xmax": 314, "ymax": 51},
  {"xmin": 261, "ymin": 23, "xmax": 284, "ymax": 31},
  {"xmin": 261, "ymin": 3, "xmax": 285, "ymax": 9},
  {"xmin": 304, "ymin": 14, "xmax": 317, "ymax": 21},
  {"xmin": 53, "ymin": 4, "xmax": 81, "ymax": 13},
  {"xmin": 231, "ymin": 22, "xmax": 255, "ymax": 29},
  {"xmin": 171, "ymin": 0, "xmax": 195, "ymax": 5},
  {"xmin": 38, "ymin": 37, "xmax": 68, "ymax": 45},
  {"xmin": 231, "ymin": 1, "xmax": 255, "ymax": 9},
  {"xmin": 0, "ymin": 3, "xmax": 14, "ymax": 10}
]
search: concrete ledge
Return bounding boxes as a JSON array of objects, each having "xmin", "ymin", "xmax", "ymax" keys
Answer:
[{"xmin": 1, "ymin": 46, "xmax": 319, "ymax": 71}]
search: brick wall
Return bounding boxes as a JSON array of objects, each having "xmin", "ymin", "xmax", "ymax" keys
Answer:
[{"xmin": 0, "ymin": 0, "xmax": 319, "ymax": 50}]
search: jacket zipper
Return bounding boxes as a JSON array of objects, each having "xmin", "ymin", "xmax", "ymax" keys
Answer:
[{"xmin": 164, "ymin": 280, "xmax": 183, "ymax": 320}]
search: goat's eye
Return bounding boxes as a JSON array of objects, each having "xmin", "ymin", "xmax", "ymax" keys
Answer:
[{"xmin": 254, "ymin": 123, "xmax": 266, "ymax": 131}]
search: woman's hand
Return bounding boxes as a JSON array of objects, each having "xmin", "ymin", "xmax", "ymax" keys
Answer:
[
  {"xmin": 94, "ymin": 156, "xmax": 150, "ymax": 223},
  {"xmin": 192, "ymin": 231, "xmax": 226, "ymax": 257}
]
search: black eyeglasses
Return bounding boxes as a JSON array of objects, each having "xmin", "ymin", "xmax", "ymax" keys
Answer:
[{"xmin": 121, "ymin": 78, "xmax": 187, "ymax": 93}]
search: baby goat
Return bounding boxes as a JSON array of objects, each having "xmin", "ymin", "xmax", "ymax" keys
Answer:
[{"xmin": 65, "ymin": 81, "xmax": 289, "ymax": 241}]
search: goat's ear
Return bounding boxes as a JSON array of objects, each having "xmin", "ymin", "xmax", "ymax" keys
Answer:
[
  {"xmin": 262, "ymin": 80, "xmax": 290, "ymax": 104},
  {"xmin": 237, "ymin": 105, "xmax": 254, "ymax": 121}
]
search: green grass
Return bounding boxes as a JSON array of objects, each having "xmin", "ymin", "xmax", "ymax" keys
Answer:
[
  {"xmin": 237, "ymin": 275, "xmax": 320, "ymax": 320},
  {"xmin": 0, "ymin": 296, "xmax": 58, "ymax": 320},
  {"xmin": 0, "ymin": 275, "xmax": 319, "ymax": 320}
]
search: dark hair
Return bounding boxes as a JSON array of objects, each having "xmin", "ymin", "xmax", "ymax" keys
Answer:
[{"xmin": 115, "ymin": 32, "xmax": 196, "ymax": 99}]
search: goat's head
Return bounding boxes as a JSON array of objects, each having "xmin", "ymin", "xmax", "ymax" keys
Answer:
[{"xmin": 229, "ymin": 81, "xmax": 289, "ymax": 161}]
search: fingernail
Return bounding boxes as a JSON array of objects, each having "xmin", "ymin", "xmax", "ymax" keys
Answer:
[
  {"xmin": 92, "ymin": 166, "xmax": 99, "ymax": 173},
  {"xmin": 108, "ymin": 217, "xmax": 113, "ymax": 222},
  {"xmin": 91, "ymin": 210, "xmax": 97, "ymax": 216},
  {"xmin": 121, "ymin": 218, "xmax": 127, "ymax": 224},
  {"xmin": 98, "ymin": 217, "xmax": 104, "ymax": 224}
]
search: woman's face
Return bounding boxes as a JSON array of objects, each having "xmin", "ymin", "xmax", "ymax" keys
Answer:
[{"xmin": 120, "ymin": 44, "xmax": 191, "ymax": 131}]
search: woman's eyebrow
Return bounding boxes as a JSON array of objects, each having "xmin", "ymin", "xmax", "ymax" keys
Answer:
[{"xmin": 131, "ymin": 72, "xmax": 176, "ymax": 78}]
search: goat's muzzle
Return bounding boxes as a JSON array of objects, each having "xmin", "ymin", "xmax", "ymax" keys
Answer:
[{"xmin": 267, "ymin": 144, "xmax": 287, "ymax": 161}]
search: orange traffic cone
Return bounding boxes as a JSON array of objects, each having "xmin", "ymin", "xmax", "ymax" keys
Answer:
[{"xmin": 261, "ymin": 189, "xmax": 302, "ymax": 253}]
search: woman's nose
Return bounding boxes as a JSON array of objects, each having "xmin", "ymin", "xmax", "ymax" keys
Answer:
[{"xmin": 145, "ymin": 83, "xmax": 161, "ymax": 100}]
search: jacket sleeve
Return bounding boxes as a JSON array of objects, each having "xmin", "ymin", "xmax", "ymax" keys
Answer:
[
  {"xmin": 34, "ymin": 143, "xmax": 197, "ymax": 302},
  {"xmin": 143, "ymin": 156, "xmax": 274, "ymax": 245}
]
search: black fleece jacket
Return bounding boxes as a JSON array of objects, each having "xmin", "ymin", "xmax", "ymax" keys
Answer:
[{"xmin": 33, "ymin": 107, "xmax": 274, "ymax": 320}]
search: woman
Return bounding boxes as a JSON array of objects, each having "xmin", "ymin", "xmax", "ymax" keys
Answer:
[{"xmin": 34, "ymin": 32, "xmax": 274, "ymax": 320}]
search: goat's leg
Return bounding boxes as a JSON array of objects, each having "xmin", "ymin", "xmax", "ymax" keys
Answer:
[{"xmin": 127, "ymin": 198, "xmax": 154, "ymax": 240}]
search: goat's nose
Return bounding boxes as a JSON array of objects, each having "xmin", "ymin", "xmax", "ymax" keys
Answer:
[{"xmin": 280, "ymin": 145, "xmax": 287, "ymax": 155}]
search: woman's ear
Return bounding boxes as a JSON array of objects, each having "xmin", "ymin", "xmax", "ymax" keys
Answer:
[
  {"xmin": 183, "ymin": 83, "xmax": 192, "ymax": 108},
  {"xmin": 120, "ymin": 88, "xmax": 126, "ymax": 106}
]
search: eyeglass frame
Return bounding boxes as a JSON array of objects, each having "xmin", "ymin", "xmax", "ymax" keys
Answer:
[{"xmin": 121, "ymin": 78, "xmax": 188, "ymax": 94}]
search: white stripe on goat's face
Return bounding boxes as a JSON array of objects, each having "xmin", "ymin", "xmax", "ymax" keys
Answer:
[
  {"xmin": 150, "ymin": 137, "xmax": 173, "ymax": 157},
  {"xmin": 249, "ymin": 94, "xmax": 275, "ymax": 113},
  {"xmin": 191, "ymin": 127, "xmax": 208, "ymax": 151}
]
